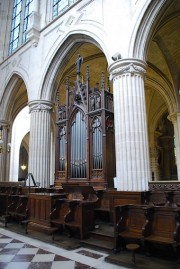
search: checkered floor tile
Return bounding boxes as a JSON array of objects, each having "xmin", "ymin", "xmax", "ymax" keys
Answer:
[
  {"xmin": 0, "ymin": 234, "xmax": 97, "ymax": 268},
  {"xmin": 0, "ymin": 229, "xmax": 123, "ymax": 269}
]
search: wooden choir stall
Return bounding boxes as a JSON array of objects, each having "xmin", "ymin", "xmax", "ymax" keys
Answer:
[
  {"xmin": 24, "ymin": 57, "xmax": 116, "ymax": 239},
  {"xmin": 2, "ymin": 56, "xmax": 180, "ymax": 263}
]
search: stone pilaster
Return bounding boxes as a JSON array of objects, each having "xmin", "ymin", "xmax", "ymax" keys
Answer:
[
  {"xmin": 168, "ymin": 112, "xmax": 180, "ymax": 180},
  {"xmin": 28, "ymin": 100, "xmax": 53, "ymax": 188},
  {"xmin": 109, "ymin": 59, "xmax": 151, "ymax": 191},
  {"xmin": 158, "ymin": 135, "xmax": 174, "ymax": 180},
  {"xmin": 0, "ymin": 121, "xmax": 10, "ymax": 182},
  {"xmin": 27, "ymin": 0, "xmax": 40, "ymax": 47},
  {"xmin": 32, "ymin": 0, "xmax": 39, "ymax": 12}
]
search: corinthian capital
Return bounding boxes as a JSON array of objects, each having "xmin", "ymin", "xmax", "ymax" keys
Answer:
[
  {"xmin": 168, "ymin": 111, "xmax": 180, "ymax": 125},
  {"xmin": 109, "ymin": 58, "xmax": 147, "ymax": 80},
  {"xmin": 29, "ymin": 100, "xmax": 53, "ymax": 113}
]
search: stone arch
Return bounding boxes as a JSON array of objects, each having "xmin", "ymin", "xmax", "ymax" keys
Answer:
[
  {"xmin": 0, "ymin": 72, "xmax": 28, "ymax": 122},
  {"xmin": 145, "ymin": 72, "xmax": 176, "ymax": 117},
  {"xmin": 39, "ymin": 33, "xmax": 109, "ymax": 102},
  {"xmin": 0, "ymin": 73, "xmax": 29, "ymax": 181},
  {"xmin": 131, "ymin": 0, "xmax": 179, "ymax": 109},
  {"xmin": 130, "ymin": 0, "xmax": 170, "ymax": 61}
]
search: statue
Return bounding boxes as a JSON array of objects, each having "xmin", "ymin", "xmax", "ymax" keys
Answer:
[{"xmin": 75, "ymin": 54, "xmax": 83, "ymax": 75}]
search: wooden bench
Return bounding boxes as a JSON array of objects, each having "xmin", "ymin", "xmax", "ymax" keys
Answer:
[
  {"xmin": 64, "ymin": 200, "xmax": 96, "ymax": 239},
  {"xmin": 0, "ymin": 186, "xmax": 22, "ymax": 216},
  {"xmin": 4, "ymin": 195, "xmax": 28, "ymax": 227},
  {"xmin": 22, "ymin": 220, "xmax": 58, "ymax": 241},
  {"xmin": 144, "ymin": 206, "xmax": 180, "ymax": 259},
  {"xmin": 148, "ymin": 191, "xmax": 175, "ymax": 207},
  {"xmin": 95, "ymin": 190, "xmax": 111, "ymax": 222},
  {"xmin": 14, "ymin": 195, "xmax": 29, "ymax": 220},
  {"xmin": 50, "ymin": 199, "xmax": 78, "ymax": 233},
  {"xmin": 113, "ymin": 204, "xmax": 153, "ymax": 252},
  {"xmin": 50, "ymin": 185, "xmax": 98, "ymax": 239},
  {"xmin": 173, "ymin": 191, "xmax": 180, "ymax": 207}
]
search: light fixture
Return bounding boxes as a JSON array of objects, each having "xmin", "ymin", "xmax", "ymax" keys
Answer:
[
  {"xmin": 0, "ymin": 126, "xmax": 3, "ymax": 154},
  {"xmin": 0, "ymin": 126, "xmax": 11, "ymax": 154},
  {"xmin": 21, "ymin": 164, "xmax": 27, "ymax": 171},
  {"xmin": 7, "ymin": 143, "xmax": 11, "ymax": 153}
]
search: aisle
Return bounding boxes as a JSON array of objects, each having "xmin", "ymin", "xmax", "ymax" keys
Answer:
[{"xmin": 0, "ymin": 228, "xmax": 125, "ymax": 269}]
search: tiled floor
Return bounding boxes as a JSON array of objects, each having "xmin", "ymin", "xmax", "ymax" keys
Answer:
[{"xmin": 0, "ymin": 228, "xmax": 127, "ymax": 269}]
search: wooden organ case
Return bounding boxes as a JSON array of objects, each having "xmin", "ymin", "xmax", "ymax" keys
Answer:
[{"xmin": 55, "ymin": 62, "xmax": 115, "ymax": 189}]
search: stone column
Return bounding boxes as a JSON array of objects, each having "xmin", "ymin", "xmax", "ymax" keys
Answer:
[
  {"xmin": 109, "ymin": 59, "xmax": 151, "ymax": 191},
  {"xmin": 159, "ymin": 136, "xmax": 174, "ymax": 180},
  {"xmin": 150, "ymin": 131, "xmax": 163, "ymax": 181},
  {"xmin": 168, "ymin": 112, "xmax": 180, "ymax": 180},
  {"xmin": 28, "ymin": 100, "xmax": 53, "ymax": 188},
  {"xmin": 0, "ymin": 121, "xmax": 10, "ymax": 182}
]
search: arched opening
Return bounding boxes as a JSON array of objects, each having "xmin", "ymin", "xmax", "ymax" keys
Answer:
[
  {"xmin": 50, "ymin": 42, "xmax": 115, "ymax": 188},
  {"xmin": 9, "ymin": 106, "xmax": 30, "ymax": 181},
  {"xmin": 156, "ymin": 112, "xmax": 177, "ymax": 180},
  {"xmin": 143, "ymin": 0, "xmax": 180, "ymax": 181},
  {"xmin": 18, "ymin": 132, "xmax": 29, "ymax": 181}
]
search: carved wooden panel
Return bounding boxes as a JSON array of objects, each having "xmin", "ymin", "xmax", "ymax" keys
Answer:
[{"xmin": 55, "ymin": 61, "xmax": 115, "ymax": 189}]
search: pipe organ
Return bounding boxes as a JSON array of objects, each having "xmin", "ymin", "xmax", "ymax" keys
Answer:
[{"xmin": 55, "ymin": 63, "xmax": 115, "ymax": 189}]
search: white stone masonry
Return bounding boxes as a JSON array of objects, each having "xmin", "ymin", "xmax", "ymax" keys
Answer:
[
  {"xmin": 109, "ymin": 59, "xmax": 151, "ymax": 191},
  {"xmin": 28, "ymin": 100, "xmax": 53, "ymax": 188}
]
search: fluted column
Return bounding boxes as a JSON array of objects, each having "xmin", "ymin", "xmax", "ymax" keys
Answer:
[
  {"xmin": 0, "ymin": 121, "xmax": 10, "ymax": 181},
  {"xmin": 109, "ymin": 59, "xmax": 151, "ymax": 191},
  {"xmin": 28, "ymin": 100, "xmax": 53, "ymax": 188},
  {"xmin": 168, "ymin": 112, "xmax": 180, "ymax": 180}
]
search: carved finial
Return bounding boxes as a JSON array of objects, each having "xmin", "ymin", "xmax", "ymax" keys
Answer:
[
  {"xmin": 107, "ymin": 76, "xmax": 110, "ymax": 92},
  {"xmin": 66, "ymin": 77, "xmax": 69, "ymax": 91},
  {"xmin": 86, "ymin": 66, "xmax": 90, "ymax": 81},
  {"xmin": 56, "ymin": 90, "xmax": 59, "ymax": 105},
  {"xmin": 95, "ymin": 83, "xmax": 99, "ymax": 89},
  {"xmin": 101, "ymin": 72, "xmax": 105, "ymax": 89}
]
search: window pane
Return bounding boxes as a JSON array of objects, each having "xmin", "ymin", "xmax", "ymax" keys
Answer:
[
  {"xmin": 53, "ymin": 0, "xmax": 78, "ymax": 19},
  {"xmin": 9, "ymin": 0, "xmax": 22, "ymax": 54},
  {"xmin": 14, "ymin": 13, "xmax": 21, "ymax": 27},
  {"xmin": 58, "ymin": 0, "xmax": 68, "ymax": 11},
  {"xmin": 22, "ymin": 0, "xmax": 33, "ymax": 43},
  {"xmin": 13, "ymin": 26, "xmax": 20, "ymax": 39},
  {"xmin": 11, "ymin": 38, "xmax": 19, "ymax": 52},
  {"xmin": 13, "ymin": 0, "xmax": 22, "ymax": 8}
]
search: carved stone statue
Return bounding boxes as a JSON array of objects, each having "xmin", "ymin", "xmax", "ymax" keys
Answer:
[{"xmin": 75, "ymin": 54, "xmax": 83, "ymax": 74}]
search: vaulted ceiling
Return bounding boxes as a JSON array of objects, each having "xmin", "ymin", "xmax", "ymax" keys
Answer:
[{"xmin": 146, "ymin": 0, "xmax": 180, "ymax": 131}]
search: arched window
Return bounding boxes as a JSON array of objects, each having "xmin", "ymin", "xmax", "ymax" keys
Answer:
[
  {"xmin": 53, "ymin": 0, "xmax": 78, "ymax": 19},
  {"xmin": 9, "ymin": 0, "xmax": 33, "ymax": 54}
]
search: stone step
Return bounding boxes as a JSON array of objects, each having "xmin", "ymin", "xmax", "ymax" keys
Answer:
[{"xmin": 81, "ymin": 237, "xmax": 114, "ymax": 251}]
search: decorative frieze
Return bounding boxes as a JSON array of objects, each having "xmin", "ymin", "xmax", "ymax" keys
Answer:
[{"xmin": 149, "ymin": 181, "xmax": 180, "ymax": 191}]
